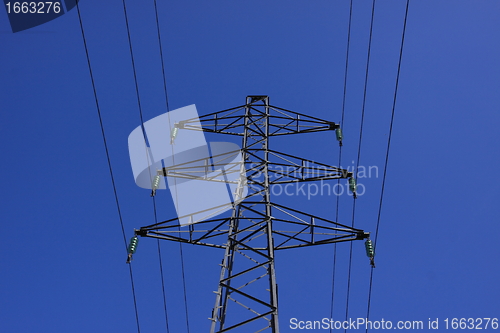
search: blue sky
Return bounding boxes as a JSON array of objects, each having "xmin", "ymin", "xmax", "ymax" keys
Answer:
[{"xmin": 1, "ymin": 1, "xmax": 499, "ymax": 332}]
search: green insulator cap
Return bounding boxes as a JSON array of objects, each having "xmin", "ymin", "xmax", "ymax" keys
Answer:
[
  {"xmin": 152, "ymin": 175, "xmax": 161, "ymax": 189},
  {"xmin": 127, "ymin": 236, "xmax": 139, "ymax": 254},
  {"xmin": 335, "ymin": 127, "xmax": 343, "ymax": 141},
  {"xmin": 364, "ymin": 239, "xmax": 374, "ymax": 258},
  {"xmin": 171, "ymin": 127, "xmax": 179, "ymax": 139},
  {"xmin": 349, "ymin": 177, "xmax": 357, "ymax": 192}
]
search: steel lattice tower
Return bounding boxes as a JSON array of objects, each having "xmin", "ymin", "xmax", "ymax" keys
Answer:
[{"xmin": 135, "ymin": 96, "xmax": 369, "ymax": 332}]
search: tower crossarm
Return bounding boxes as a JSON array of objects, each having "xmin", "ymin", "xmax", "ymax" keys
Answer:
[
  {"xmin": 136, "ymin": 201, "xmax": 368, "ymax": 251},
  {"xmin": 175, "ymin": 99, "xmax": 339, "ymax": 137},
  {"xmin": 157, "ymin": 147, "xmax": 352, "ymax": 185},
  {"xmin": 245, "ymin": 149, "xmax": 352, "ymax": 184}
]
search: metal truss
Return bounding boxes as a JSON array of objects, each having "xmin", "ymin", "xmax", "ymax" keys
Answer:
[
  {"xmin": 138, "ymin": 201, "xmax": 368, "ymax": 250},
  {"xmin": 174, "ymin": 95, "xmax": 339, "ymax": 137},
  {"xmin": 135, "ymin": 96, "xmax": 369, "ymax": 333},
  {"xmin": 158, "ymin": 148, "xmax": 352, "ymax": 185}
]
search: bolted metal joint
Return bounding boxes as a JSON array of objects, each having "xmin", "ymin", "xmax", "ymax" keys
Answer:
[
  {"xmin": 328, "ymin": 122, "xmax": 339, "ymax": 130},
  {"xmin": 357, "ymin": 231, "xmax": 370, "ymax": 240},
  {"xmin": 135, "ymin": 228, "xmax": 148, "ymax": 237}
]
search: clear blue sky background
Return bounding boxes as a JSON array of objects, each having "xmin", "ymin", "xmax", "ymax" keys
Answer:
[{"xmin": 1, "ymin": 1, "xmax": 499, "ymax": 332}]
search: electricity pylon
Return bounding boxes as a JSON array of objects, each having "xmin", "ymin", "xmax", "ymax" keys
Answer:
[{"xmin": 135, "ymin": 96, "xmax": 369, "ymax": 332}]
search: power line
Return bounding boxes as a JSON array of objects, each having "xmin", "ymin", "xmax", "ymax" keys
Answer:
[
  {"xmin": 178, "ymin": 240, "xmax": 191, "ymax": 333},
  {"xmin": 330, "ymin": 0, "xmax": 353, "ymax": 330},
  {"xmin": 75, "ymin": 3, "xmax": 141, "ymax": 332},
  {"xmin": 366, "ymin": 1, "xmax": 410, "ymax": 331},
  {"xmin": 120, "ymin": 0, "xmax": 188, "ymax": 331},
  {"xmin": 153, "ymin": 0, "xmax": 170, "ymax": 113},
  {"xmin": 150, "ymin": 0, "xmax": 191, "ymax": 331},
  {"xmin": 153, "ymin": 197, "xmax": 171, "ymax": 333},
  {"xmin": 354, "ymin": 0, "xmax": 376, "ymax": 180},
  {"xmin": 120, "ymin": 0, "xmax": 147, "ymax": 125},
  {"xmin": 152, "ymin": 0, "xmax": 172, "ymax": 330},
  {"xmin": 119, "ymin": 1, "xmax": 175, "ymax": 331},
  {"xmin": 345, "ymin": 0, "xmax": 376, "ymax": 329}
]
